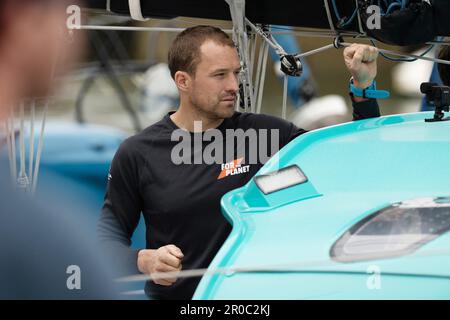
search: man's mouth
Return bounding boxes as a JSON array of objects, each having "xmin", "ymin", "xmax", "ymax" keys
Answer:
[{"xmin": 221, "ymin": 96, "xmax": 236, "ymax": 102}]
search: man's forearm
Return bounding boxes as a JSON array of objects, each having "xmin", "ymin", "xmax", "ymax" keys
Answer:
[{"xmin": 352, "ymin": 98, "xmax": 380, "ymax": 121}]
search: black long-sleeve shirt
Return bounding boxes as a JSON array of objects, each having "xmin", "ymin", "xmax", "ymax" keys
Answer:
[{"xmin": 98, "ymin": 100, "xmax": 380, "ymax": 300}]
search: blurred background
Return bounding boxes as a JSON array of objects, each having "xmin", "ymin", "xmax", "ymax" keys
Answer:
[
  {"xmin": 52, "ymin": 14, "xmax": 433, "ymax": 133},
  {"xmin": 1, "ymin": 11, "xmax": 438, "ymax": 249}
]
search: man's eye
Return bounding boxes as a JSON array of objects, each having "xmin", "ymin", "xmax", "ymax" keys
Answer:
[{"xmin": 215, "ymin": 73, "xmax": 225, "ymax": 77}]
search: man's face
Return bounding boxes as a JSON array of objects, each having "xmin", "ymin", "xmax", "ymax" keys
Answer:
[
  {"xmin": 0, "ymin": 1, "xmax": 84, "ymax": 102},
  {"xmin": 188, "ymin": 40, "xmax": 241, "ymax": 119}
]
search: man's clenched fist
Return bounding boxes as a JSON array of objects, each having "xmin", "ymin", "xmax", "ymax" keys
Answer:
[
  {"xmin": 344, "ymin": 44, "xmax": 379, "ymax": 89},
  {"xmin": 137, "ymin": 245, "xmax": 184, "ymax": 286}
]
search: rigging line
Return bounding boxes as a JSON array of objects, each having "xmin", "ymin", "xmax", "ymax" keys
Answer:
[
  {"xmin": 282, "ymin": 75, "xmax": 288, "ymax": 120},
  {"xmin": 331, "ymin": 0, "xmax": 358, "ymax": 27},
  {"xmin": 323, "ymin": 0, "xmax": 338, "ymax": 35},
  {"xmin": 9, "ymin": 110, "xmax": 16, "ymax": 184},
  {"xmin": 117, "ymin": 246, "xmax": 450, "ymax": 283},
  {"xmin": 269, "ymin": 25, "xmax": 358, "ymax": 34},
  {"xmin": 354, "ymin": 0, "xmax": 366, "ymax": 36},
  {"xmin": 340, "ymin": 41, "xmax": 450, "ymax": 65},
  {"xmin": 5, "ymin": 116, "xmax": 14, "ymax": 183},
  {"xmin": 29, "ymin": 101, "xmax": 35, "ymax": 186},
  {"xmin": 253, "ymin": 40, "xmax": 265, "ymax": 108},
  {"xmin": 77, "ymin": 24, "xmax": 363, "ymax": 39},
  {"xmin": 370, "ymin": 39, "xmax": 434, "ymax": 62},
  {"xmin": 120, "ymin": 290, "xmax": 146, "ymax": 296},
  {"xmin": 19, "ymin": 101, "xmax": 25, "ymax": 178},
  {"xmin": 256, "ymin": 41, "xmax": 269, "ymax": 114},
  {"xmin": 426, "ymin": 40, "xmax": 450, "ymax": 46},
  {"xmin": 77, "ymin": 25, "xmax": 233, "ymax": 33},
  {"xmin": 245, "ymin": 19, "xmax": 286, "ymax": 56},
  {"xmin": 227, "ymin": 0, "xmax": 253, "ymax": 112},
  {"xmin": 18, "ymin": 101, "xmax": 29, "ymax": 191},
  {"xmin": 249, "ymin": 34, "xmax": 257, "ymax": 84},
  {"xmin": 249, "ymin": 35, "xmax": 258, "ymax": 113},
  {"xmin": 271, "ymin": 28, "xmax": 446, "ymax": 46},
  {"xmin": 245, "ymin": 49, "xmax": 255, "ymax": 113},
  {"xmin": 270, "ymin": 31, "xmax": 360, "ymax": 38},
  {"xmin": 31, "ymin": 35, "xmax": 60, "ymax": 195},
  {"xmin": 31, "ymin": 103, "xmax": 48, "ymax": 195},
  {"xmin": 295, "ymin": 43, "xmax": 336, "ymax": 59}
]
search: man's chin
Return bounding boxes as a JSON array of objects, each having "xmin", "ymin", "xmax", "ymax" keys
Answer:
[{"xmin": 220, "ymin": 104, "xmax": 236, "ymax": 118}]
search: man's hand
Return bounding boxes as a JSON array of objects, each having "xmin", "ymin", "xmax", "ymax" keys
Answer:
[
  {"xmin": 344, "ymin": 44, "xmax": 378, "ymax": 89},
  {"xmin": 137, "ymin": 245, "xmax": 184, "ymax": 286}
]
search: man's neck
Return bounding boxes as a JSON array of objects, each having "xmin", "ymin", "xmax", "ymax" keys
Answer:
[{"xmin": 170, "ymin": 104, "xmax": 224, "ymax": 132}]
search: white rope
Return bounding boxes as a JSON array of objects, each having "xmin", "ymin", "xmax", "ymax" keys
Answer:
[
  {"xmin": 128, "ymin": 0, "xmax": 149, "ymax": 21},
  {"xmin": 323, "ymin": 0, "xmax": 337, "ymax": 35},
  {"xmin": 226, "ymin": 0, "xmax": 254, "ymax": 112},
  {"xmin": 106, "ymin": 0, "xmax": 111, "ymax": 12},
  {"xmin": 116, "ymin": 246, "xmax": 450, "ymax": 284},
  {"xmin": 82, "ymin": 22, "xmax": 450, "ymax": 58},
  {"xmin": 31, "ymin": 102, "xmax": 48, "ymax": 195},
  {"xmin": 17, "ymin": 101, "xmax": 29, "ymax": 191},
  {"xmin": 19, "ymin": 102, "xmax": 25, "ymax": 178},
  {"xmin": 245, "ymin": 19, "xmax": 286, "ymax": 56},
  {"xmin": 282, "ymin": 75, "xmax": 288, "ymax": 120},
  {"xmin": 28, "ymin": 101, "xmax": 35, "ymax": 186},
  {"xmin": 354, "ymin": 0, "xmax": 366, "ymax": 36},
  {"xmin": 244, "ymin": 44, "xmax": 255, "ymax": 113},
  {"xmin": 270, "ymin": 31, "xmax": 358, "ymax": 37},
  {"xmin": 78, "ymin": 25, "xmax": 233, "ymax": 33},
  {"xmin": 427, "ymin": 40, "xmax": 450, "ymax": 47},
  {"xmin": 75, "ymin": 25, "xmax": 449, "ymax": 54},
  {"xmin": 5, "ymin": 116, "xmax": 14, "ymax": 183},
  {"xmin": 9, "ymin": 111, "xmax": 16, "ymax": 184},
  {"xmin": 245, "ymin": 70, "xmax": 255, "ymax": 113},
  {"xmin": 256, "ymin": 41, "xmax": 269, "ymax": 114},
  {"xmin": 252, "ymin": 40, "xmax": 265, "ymax": 110},
  {"xmin": 249, "ymin": 34, "xmax": 257, "ymax": 86},
  {"xmin": 27, "ymin": 22, "xmax": 62, "ymax": 194},
  {"xmin": 248, "ymin": 35, "xmax": 257, "ymax": 113},
  {"xmin": 295, "ymin": 43, "xmax": 335, "ymax": 58},
  {"xmin": 120, "ymin": 290, "xmax": 146, "ymax": 296},
  {"xmin": 77, "ymin": 24, "xmax": 355, "ymax": 38}
]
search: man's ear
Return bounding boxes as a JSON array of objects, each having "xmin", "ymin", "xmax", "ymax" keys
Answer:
[{"xmin": 174, "ymin": 71, "xmax": 191, "ymax": 92}]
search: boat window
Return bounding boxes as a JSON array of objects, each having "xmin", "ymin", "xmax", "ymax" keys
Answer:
[{"xmin": 331, "ymin": 197, "xmax": 450, "ymax": 263}]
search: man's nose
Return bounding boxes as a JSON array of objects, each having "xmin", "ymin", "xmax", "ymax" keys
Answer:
[{"xmin": 226, "ymin": 73, "xmax": 240, "ymax": 93}]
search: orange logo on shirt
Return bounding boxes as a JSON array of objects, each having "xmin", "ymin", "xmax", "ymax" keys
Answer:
[{"xmin": 217, "ymin": 158, "xmax": 250, "ymax": 180}]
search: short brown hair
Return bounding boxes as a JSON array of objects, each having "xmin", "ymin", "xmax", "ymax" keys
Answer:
[
  {"xmin": 168, "ymin": 25, "xmax": 235, "ymax": 79},
  {"xmin": 438, "ymin": 45, "xmax": 450, "ymax": 87}
]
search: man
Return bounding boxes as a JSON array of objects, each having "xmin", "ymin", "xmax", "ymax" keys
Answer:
[
  {"xmin": 0, "ymin": 0, "xmax": 118, "ymax": 299},
  {"xmin": 98, "ymin": 26, "xmax": 381, "ymax": 300}
]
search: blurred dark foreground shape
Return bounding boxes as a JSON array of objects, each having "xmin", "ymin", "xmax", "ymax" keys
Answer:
[{"xmin": 0, "ymin": 0, "xmax": 123, "ymax": 299}]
